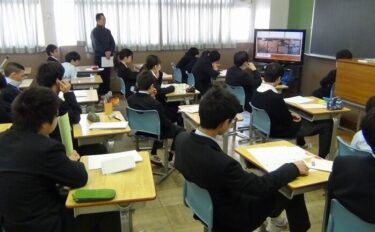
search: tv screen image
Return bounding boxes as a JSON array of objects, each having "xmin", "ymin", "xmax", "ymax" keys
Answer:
[{"xmin": 254, "ymin": 29, "xmax": 306, "ymax": 64}]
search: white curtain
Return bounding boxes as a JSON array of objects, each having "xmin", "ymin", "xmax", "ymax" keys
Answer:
[{"xmin": 0, "ymin": 0, "xmax": 45, "ymax": 54}]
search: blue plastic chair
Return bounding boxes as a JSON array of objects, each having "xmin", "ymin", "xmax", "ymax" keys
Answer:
[
  {"xmin": 184, "ymin": 180, "xmax": 213, "ymax": 231},
  {"xmin": 117, "ymin": 76, "xmax": 126, "ymax": 95},
  {"xmin": 336, "ymin": 136, "xmax": 372, "ymax": 157},
  {"xmin": 326, "ymin": 199, "xmax": 375, "ymax": 232},
  {"xmin": 226, "ymin": 85, "xmax": 245, "ymax": 107},
  {"xmin": 249, "ymin": 102, "xmax": 272, "ymax": 142},
  {"xmin": 186, "ymin": 71, "xmax": 195, "ymax": 87},
  {"xmin": 171, "ymin": 63, "xmax": 183, "ymax": 83}
]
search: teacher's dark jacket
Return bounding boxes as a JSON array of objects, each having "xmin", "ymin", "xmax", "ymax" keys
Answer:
[{"xmin": 91, "ymin": 26, "xmax": 115, "ymax": 57}]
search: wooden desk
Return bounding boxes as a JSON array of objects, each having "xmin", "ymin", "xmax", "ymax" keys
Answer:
[
  {"xmin": 235, "ymin": 140, "xmax": 330, "ymax": 199},
  {"xmin": 76, "ymin": 66, "xmax": 104, "ymax": 73},
  {"xmin": 285, "ymin": 96, "xmax": 350, "ymax": 159},
  {"xmin": 164, "ymin": 83, "xmax": 199, "ymax": 104},
  {"xmin": 24, "ymin": 67, "xmax": 31, "ymax": 75},
  {"xmin": 0, "ymin": 123, "xmax": 12, "ymax": 133},
  {"xmin": 73, "ymin": 111, "xmax": 131, "ymax": 148},
  {"xmin": 71, "ymin": 75, "xmax": 103, "ymax": 90},
  {"xmin": 74, "ymin": 90, "xmax": 99, "ymax": 104},
  {"xmin": 19, "ymin": 78, "xmax": 33, "ymax": 90},
  {"xmin": 66, "ymin": 152, "xmax": 156, "ymax": 232},
  {"xmin": 162, "ymin": 72, "xmax": 173, "ymax": 83}
]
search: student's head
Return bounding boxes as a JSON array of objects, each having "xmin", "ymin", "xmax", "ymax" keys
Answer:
[
  {"xmin": 136, "ymin": 71, "xmax": 157, "ymax": 96},
  {"xmin": 46, "ymin": 44, "xmax": 59, "ymax": 57},
  {"xmin": 361, "ymin": 109, "xmax": 375, "ymax": 154},
  {"xmin": 12, "ymin": 86, "xmax": 59, "ymax": 134},
  {"xmin": 336, "ymin": 49, "xmax": 352, "ymax": 60},
  {"xmin": 208, "ymin": 50, "xmax": 221, "ymax": 63},
  {"xmin": 4, "ymin": 62, "xmax": 25, "ymax": 81},
  {"xmin": 365, "ymin": 96, "xmax": 375, "ymax": 113},
  {"xmin": 201, "ymin": 50, "xmax": 210, "ymax": 57},
  {"xmin": 199, "ymin": 87, "xmax": 241, "ymax": 134},
  {"xmin": 145, "ymin": 55, "xmax": 161, "ymax": 72},
  {"xmin": 186, "ymin": 47, "xmax": 199, "ymax": 57},
  {"xmin": 233, "ymin": 51, "xmax": 250, "ymax": 68},
  {"xmin": 96, "ymin": 13, "xmax": 106, "ymax": 27},
  {"xmin": 37, "ymin": 62, "xmax": 65, "ymax": 90},
  {"xmin": 263, "ymin": 62, "xmax": 284, "ymax": 84},
  {"xmin": 64, "ymin": 51, "xmax": 81, "ymax": 66},
  {"xmin": 118, "ymin": 48, "xmax": 134, "ymax": 64}
]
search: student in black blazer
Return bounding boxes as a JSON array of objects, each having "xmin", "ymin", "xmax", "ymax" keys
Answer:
[
  {"xmin": 327, "ymin": 110, "xmax": 375, "ymax": 224},
  {"xmin": 192, "ymin": 50, "xmax": 221, "ymax": 95},
  {"xmin": 174, "ymin": 87, "xmax": 310, "ymax": 232},
  {"xmin": 127, "ymin": 71, "xmax": 184, "ymax": 165},
  {"xmin": 176, "ymin": 47, "xmax": 199, "ymax": 83},
  {"xmin": 0, "ymin": 87, "xmax": 87, "ymax": 232},
  {"xmin": 251, "ymin": 63, "xmax": 333, "ymax": 158},
  {"xmin": 0, "ymin": 62, "xmax": 25, "ymax": 119},
  {"xmin": 116, "ymin": 48, "xmax": 138, "ymax": 98},
  {"xmin": 46, "ymin": 44, "xmax": 60, "ymax": 62},
  {"xmin": 225, "ymin": 51, "xmax": 262, "ymax": 112}
]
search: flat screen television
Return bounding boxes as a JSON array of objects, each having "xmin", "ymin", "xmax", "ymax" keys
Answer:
[{"xmin": 253, "ymin": 29, "xmax": 306, "ymax": 64}]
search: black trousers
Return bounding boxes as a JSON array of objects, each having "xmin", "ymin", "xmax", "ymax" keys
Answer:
[
  {"xmin": 151, "ymin": 125, "xmax": 185, "ymax": 158},
  {"xmin": 94, "ymin": 56, "xmax": 111, "ymax": 95}
]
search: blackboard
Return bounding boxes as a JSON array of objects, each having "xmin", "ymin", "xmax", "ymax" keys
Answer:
[{"xmin": 310, "ymin": 0, "xmax": 375, "ymax": 58}]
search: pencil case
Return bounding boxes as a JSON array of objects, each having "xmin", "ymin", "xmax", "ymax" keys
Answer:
[{"xmin": 72, "ymin": 189, "xmax": 116, "ymax": 203}]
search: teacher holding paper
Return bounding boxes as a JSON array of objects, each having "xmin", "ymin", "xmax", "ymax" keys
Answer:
[{"xmin": 91, "ymin": 13, "xmax": 115, "ymax": 95}]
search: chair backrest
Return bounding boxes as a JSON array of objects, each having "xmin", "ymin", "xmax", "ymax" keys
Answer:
[
  {"xmin": 327, "ymin": 199, "xmax": 375, "ymax": 232},
  {"xmin": 126, "ymin": 107, "xmax": 161, "ymax": 139},
  {"xmin": 186, "ymin": 71, "xmax": 195, "ymax": 87},
  {"xmin": 249, "ymin": 102, "xmax": 271, "ymax": 138},
  {"xmin": 226, "ymin": 85, "xmax": 245, "ymax": 107},
  {"xmin": 117, "ymin": 76, "xmax": 126, "ymax": 95},
  {"xmin": 171, "ymin": 63, "xmax": 182, "ymax": 83},
  {"xmin": 336, "ymin": 136, "xmax": 372, "ymax": 157},
  {"xmin": 183, "ymin": 180, "xmax": 213, "ymax": 230},
  {"xmin": 330, "ymin": 83, "xmax": 336, "ymax": 98}
]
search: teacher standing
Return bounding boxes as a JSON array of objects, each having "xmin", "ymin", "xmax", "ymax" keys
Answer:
[{"xmin": 91, "ymin": 13, "xmax": 115, "ymax": 95}]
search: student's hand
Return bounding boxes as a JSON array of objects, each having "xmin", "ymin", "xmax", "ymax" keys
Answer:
[
  {"xmin": 151, "ymin": 88, "xmax": 157, "ymax": 97},
  {"xmin": 248, "ymin": 62, "xmax": 257, "ymax": 71},
  {"xmin": 293, "ymin": 160, "xmax": 309, "ymax": 176},
  {"xmin": 57, "ymin": 79, "xmax": 71, "ymax": 93},
  {"xmin": 69, "ymin": 150, "xmax": 81, "ymax": 161},
  {"xmin": 291, "ymin": 112, "xmax": 301, "ymax": 122},
  {"xmin": 212, "ymin": 62, "xmax": 220, "ymax": 71},
  {"xmin": 105, "ymin": 51, "xmax": 111, "ymax": 59}
]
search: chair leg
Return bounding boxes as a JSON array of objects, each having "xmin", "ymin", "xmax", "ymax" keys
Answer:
[
  {"xmin": 153, "ymin": 139, "xmax": 175, "ymax": 184},
  {"xmin": 135, "ymin": 137, "xmax": 140, "ymax": 151}
]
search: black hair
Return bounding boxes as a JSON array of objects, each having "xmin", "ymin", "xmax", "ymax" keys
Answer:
[
  {"xmin": 46, "ymin": 44, "xmax": 58, "ymax": 56},
  {"xmin": 199, "ymin": 86, "xmax": 241, "ymax": 129},
  {"xmin": 145, "ymin": 55, "xmax": 161, "ymax": 70},
  {"xmin": 4, "ymin": 62, "xmax": 25, "ymax": 76},
  {"xmin": 117, "ymin": 48, "xmax": 133, "ymax": 61},
  {"xmin": 361, "ymin": 109, "xmax": 375, "ymax": 151},
  {"xmin": 96, "ymin": 13, "xmax": 105, "ymax": 21},
  {"xmin": 233, "ymin": 51, "xmax": 249, "ymax": 67},
  {"xmin": 365, "ymin": 96, "xmax": 375, "ymax": 113},
  {"xmin": 263, "ymin": 62, "xmax": 284, "ymax": 83},
  {"xmin": 201, "ymin": 50, "xmax": 210, "ymax": 57},
  {"xmin": 209, "ymin": 50, "xmax": 221, "ymax": 62},
  {"xmin": 36, "ymin": 62, "xmax": 65, "ymax": 88},
  {"xmin": 137, "ymin": 71, "xmax": 155, "ymax": 91},
  {"xmin": 336, "ymin": 49, "xmax": 352, "ymax": 59},
  {"xmin": 186, "ymin": 47, "xmax": 199, "ymax": 57},
  {"xmin": 64, "ymin": 51, "xmax": 81, "ymax": 63},
  {"xmin": 12, "ymin": 86, "xmax": 59, "ymax": 133}
]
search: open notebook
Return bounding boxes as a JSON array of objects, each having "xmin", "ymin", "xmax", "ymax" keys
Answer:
[{"xmin": 88, "ymin": 150, "xmax": 143, "ymax": 170}]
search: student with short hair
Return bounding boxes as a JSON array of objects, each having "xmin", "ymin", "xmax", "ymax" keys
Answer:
[
  {"xmin": 225, "ymin": 51, "xmax": 262, "ymax": 112},
  {"xmin": 350, "ymin": 96, "xmax": 375, "ymax": 153},
  {"xmin": 251, "ymin": 62, "xmax": 333, "ymax": 158},
  {"xmin": 327, "ymin": 109, "xmax": 375, "ymax": 224},
  {"xmin": 127, "ymin": 71, "xmax": 184, "ymax": 166},
  {"xmin": 176, "ymin": 47, "xmax": 199, "ymax": 83},
  {"xmin": 0, "ymin": 62, "xmax": 25, "ymax": 118},
  {"xmin": 116, "ymin": 48, "xmax": 138, "ymax": 98},
  {"xmin": 61, "ymin": 51, "xmax": 81, "ymax": 80},
  {"xmin": 0, "ymin": 86, "xmax": 87, "ymax": 232},
  {"xmin": 192, "ymin": 50, "xmax": 221, "ymax": 95},
  {"xmin": 175, "ymin": 87, "xmax": 311, "ymax": 232},
  {"xmin": 46, "ymin": 44, "xmax": 60, "ymax": 62}
]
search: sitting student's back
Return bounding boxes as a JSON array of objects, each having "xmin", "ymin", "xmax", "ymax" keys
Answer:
[{"xmin": 61, "ymin": 51, "xmax": 81, "ymax": 80}]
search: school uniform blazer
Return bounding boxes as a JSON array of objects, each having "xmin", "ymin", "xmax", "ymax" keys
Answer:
[
  {"xmin": 127, "ymin": 92, "xmax": 173, "ymax": 138},
  {"xmin": 0, "ymin": 103, "xmax": 11, "ymax": 123},
  {"xmin": 327, "ymin": 155, "xmax": 375, "ymax": 223},
  {"xmin": 191, "ymin": 56, "xmax": 220, "ymax": 95},
  {"xmin": 0, "ymin": 128, "xmax": 88, "ymax": 232},
  {"xmin": 174, "ymin": 131, "xmax": 299, "ymax": 232},
  {"xmin": 47, "ymin": 56, "xmax": 59, "ymax": 63},
  {"xmin": 176, "ymin": 55, "xmax": 198, "ymax": 83},
  {"xmin": 0, "ymin": 83, "xmax": 21, "ymax": 114},
  {"xmin": 225, "ymin": 66, "xmax": 262, "ymax": 112},
  {"xmin": 117, "ymin": 62, "xmax": 138, "ymax": 97},
  {"xmin": 90, "ymin": 26, "xmax": 116, "ymax": 57}
]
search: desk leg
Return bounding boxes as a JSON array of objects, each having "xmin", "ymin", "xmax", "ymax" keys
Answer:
[
  {"xmin": 321, "ymin": 189, "xmax": 329, "ymax": 232},
  {"xmin": 119, "ymin": 204, "xmax": 133, "ymax": 232},
  {"xmin": 327, "ymin": 116, "xmax": 339, "ymax": 160},
  {"xmin": 106, "ymin": 140, "xmax": 115, "ymax": 153}
]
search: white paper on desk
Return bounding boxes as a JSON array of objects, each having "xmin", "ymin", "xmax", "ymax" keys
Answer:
[
  {"xmin": 179, "ymin": 105, "xmax": 199, "ymax": 113},
  {"xmin": 88, "ymin": 150, "xmax": 143, "ymax": 170},
  {"xmin": 306, "ymin": 158, "xmax": 333, "ymax": 172},
  {"xmin": 101, "ymin": 56, "xmax": 114, "ymax": 67},
  {"xmin": 284, "ymin": 96, "xmax": 314, "ymax": 104},
  {"xmin": 73, "ymin": 91, "xmax": 88, "ymax": 97},
  {"xmin": 299, "ymin": 104, "xmax": 326, "ymax": 109},
  {"xmin": 89, "ymin": 121, "xmax": 128, "ymax": 130},
  {"xmin": 247, "ymin": 146, "xmax": 308, "ymax": 172}
]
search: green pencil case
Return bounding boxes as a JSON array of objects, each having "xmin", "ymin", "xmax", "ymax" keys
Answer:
[{"xmin": 73, "ymin": 189, "xmax": 116, "ymax": 203}]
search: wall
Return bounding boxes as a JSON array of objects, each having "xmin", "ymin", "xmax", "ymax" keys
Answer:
[{"xmin": 269, "ymin": 0, "xmax": 289, "ymax": 28}]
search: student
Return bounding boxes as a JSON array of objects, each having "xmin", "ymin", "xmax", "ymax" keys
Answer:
[
  {"xmin": 0, "ymin": 62, "xmax": 25, "ymax": 117},
  {"xmin": 192, "ymin": 50, "xmax": 221, "ymax": 95},
  {"xmin": 350, "ymin": 96, "xmax": 375, "ymax": 153},
  {"xmin": 116, "ymin": 48, "xmax": 138, "ymax": 98},
  {"xmin": 174, "ymin": 87, "xmax": 310, "ymax": 232},
  {"xmin": 327, "ymin": 110, "xmax": 375, "ymax": 224},
  {"xmin": 127, "ymin": 71, "xmax": 184, "ymax": 166},
  {"xmin": 46, "ymin": 44, "xmax": 60, "ymax": 62},
  {"xmin": 0, "ymin": 86, "xmax": 87, "ymax": 232},
  {"xmin": 251, "ymin": 62, "xmax": 333, "ymax": 158},
  {"xmin": 312, "ymin": 49, "xmax": 352, "ymax": 99},
  {"xmin": 176, "ymin": 47, "xmax": 199, "ymax": 83},
  {"xmin": 225, "ymin": 51, "xmax": 262, "ymax": 112},
  {"xmin": 0, "ymin": 103, "xmax": 11, "ymax": 123},
  {"xmin": 61, "ymin": 51, "xmax": 81, "ymax": 80}
]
